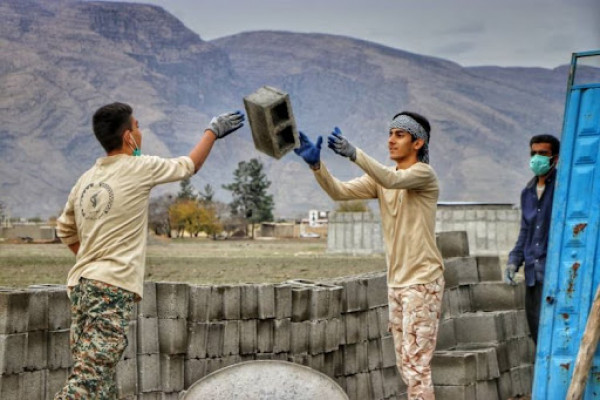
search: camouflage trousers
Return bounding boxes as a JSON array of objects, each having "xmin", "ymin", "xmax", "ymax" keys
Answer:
[
  {"xmin": 55, "ymin": 278, "xmax": 135, "ymax": 400},
  {"xmin": 388, "ymin": 276, "xmax": 444, "ymax": 400}
]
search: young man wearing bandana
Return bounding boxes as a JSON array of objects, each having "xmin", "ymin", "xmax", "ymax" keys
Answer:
[
  {"xmin": 295, "ymin": 112, "xmax": 444, "ymax": 400},
  {"xmin": 54, "ymin": 102, "xmax": 244, "ymax": 399},
  {"xmin": 505, "ymin": 134, "xmax": 560, "ymax": 345}
]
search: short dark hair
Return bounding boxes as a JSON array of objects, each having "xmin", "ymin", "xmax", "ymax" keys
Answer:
[
  {"xmin": 92, "ymin": 102, "xmax": 133, "ymax": 153},
  {"xmin": 530, "ymin": 134, "xmax": 560, "ymax": 156},
  {"xmin": 392, "ymin": 111, "xmax": 431, "ymax": 160}
]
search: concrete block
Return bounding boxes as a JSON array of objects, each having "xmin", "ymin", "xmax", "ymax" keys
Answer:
[
  {"xmin": 344, "ymin": 311, "xmax": 369, "ymax": 345},
  {"xmin": 308, "ymin": 320, "xmax": 326, "ymax": 355},
  {"xmin": 370, "ymin": 369, "xmax": 385, "ymax": 400},
  {"xmin": 382, "ymin": 366, "xmax": 406, "ymax": 398},
  {"xmin": 156, "ymin": 282, "xmax": 189, "ymax": 319},
  {"xmin": 343, "ymin": 342, "xmax": 368, "ymax": 375},
  {"xmin": 434, "ymin": 384, "xmax": 476, "ymax": 400},
  {"xmin": 368, "ymin": 339, "xmax": 383, "ymax": 370},
  {"xmin": 27, "ymin": 289, "xmax": 48, "ymax": 332},
  {"xmin": 184, "ymin": 358, "xmax": 208, "ymax": 388},
  {"xmin": 511, "ymin": 364, "xmax": 533, "ymax": 396},
  {"xmin": 274, "ymin": 284, "xmax": 292, "ymax": 319},
  {"xmin": 381, "ymin": 335, "xmax": 397, "ymax": 369},
  {"xmin": 367, "ymin": 309, "xmax": 381, "ymax": 340},
  {"xmin": 442, "ymin": 286, "xmax": 472, "ymax": 318},
  {"xmin": 516, "ymin": 309, "xmax": 531, "ymax": 337},
  {"xmin": 45, "ymin": 368, "xmax": 69, "ymax": 399},
  {"xmin": 22, "ymin": 370, "xmax": 45, "ymax": 400},
  {"xmin": 223, "ymin": 320, "xmax": 240, "ymax": 356},
  {"xmin": 0, "ymin": 373, "xmax": 20, "ymax": 400},
  {"xmin": 432, "ymin": 350, "xmax": 478, "ymax": 386},
  {"xmin": 258, "ymin": 320, "xmax": 274, "ymax": 353},
  {"xmin": 444, "ymin": 257, "xmax": 479, "ymax": 288},
  {"xmin": 188, "ymin": 285, "xmax": 211, "ymax": 322},
  {"xmin": 273, "ymin": 318, "xmax": 291, "ymax": 353},
  {"xmin": 222, "ymin": 285, "xmax": 241, "ymax": 320},
  {"xmin": 160, "ymin": 354, "xmax": 184, "ymax": 392},
  {"xmin": 239, "ymin": 320, "xmax": 257, "ymax": 355},
  {"xmin": 436, "ymin": 231, "xmax": 470, "ymax": 258},
  {"xmin": 0, "ymin": 290, "xmax": 30, "ymax": 334},
  {"xmin": 116, "ymin": 357, "xmax": 138, "ymax": 398},
  {"xmin": 205, "ymin": 322, "xmax": 224, "ymax": 358},
  {"xmin": 365, "ymin": 272, "xmax": 388, "ymax": 308},
  {"xmin": 354, "ymin": 372, "xmax": 372, "ymax": 400},
  {"xmin": 137, "ymin": 317, "xmax": 159, "ymax": 354},
  {"xmin": 243, "ymin": 86, "xmax": 299, "ymax": 159},
  {"xmin": 186, "ymin": 322, "xmax": 208, "ymax": 359},
  {"xmin": 0, "ymin": 333, "xmax": 27, "ymax": 374},
  {"xmin": 324, "ymin": 318, "xmax": 342, "ymax": 353},
  {"xmin": 121, "ymin": 320, "xmax": 137, "ymax": 360},
  {"xmin": 475, "ymin": 379, "xmax": 499, "ymax": 400},
  {"xmin": 137, "ymin": 353, "xmax": 161, "ymax": 392},
  {"xmin": 258, "ymin": 284, "xmax": 276, "ymax": 319},
  {"xmin": 25, "ymin": 330, "xmax": 47, "ymax": 370},
  {"xmin": 47, "ymin": 329, "xmax": 71, "ymax": 370},
  {"xmin": 47, "ymin": 289, "xmax": 70, "ymax": 331},
  {"xmin": 497, "ymin": 371, "xmax": 513, "ymax": 400},
  {"xmin": 470, "ymin": 282, "xmax": 523, "ymax": 312},
  {"xmin": 207, "ymin": 286, "xmax": 223, "ymax": 321},
  {"xmin": 290, "ymin": 321, "xmax": 308, "ymax": 354},
  {"xmin": 158, "ymin": 318, "xmax": 187, "ymax": 355},
  {"xmin": 138, "ymin": 282, "xmax": 157, "ymax": 318},
  {"xmin": 290, "ymin": 286, "xmax": 311, "ymax": 322},
  {"xmin": 240, "ymin": 285, "xmax": 259, "ymax": 319},
  {"xmin": 455, "ymin": 312, "xmax": 506, "ymax": 344},
  {"xmin": 324, "ymin": 349, "xmax": 344, "ymax": 377},
  {"xmin": 307, "ymin": 353, "xmax": 325, "ymax": 372},
  {"xmin": 436, "ymin": 318, "xmax": 456, "ymax": 350},
  {"xmin": 476, "ymin": 256, "xmax": 503, "ymax": 281},
  {"xmin": 338, "ymin": 277, "xmax": 368, "ymax": 312},
  {"xmin": 376, "ymin": 306, "xmax": 390, "ymax": 337}
]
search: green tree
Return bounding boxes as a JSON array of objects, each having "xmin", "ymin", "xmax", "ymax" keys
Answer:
[
  {"xmin": 223, "ymin": 158, "xmax": 274, "ymax": 238},
  {"xmin": 177, "ymin": 177, "xmax": 196, "ymax": 201},
  {"xmin": 198, "ymin": 183, "xmax": 215, "ymax": 203},
  {"xmin": 149, "ymin": 194, "xmax": 174, "ymax": 237}
]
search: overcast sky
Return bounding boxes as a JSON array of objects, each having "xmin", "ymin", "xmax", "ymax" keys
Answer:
[{"xmin": 98, "ymin": 0, "xmax": 599, "ymax": 68}]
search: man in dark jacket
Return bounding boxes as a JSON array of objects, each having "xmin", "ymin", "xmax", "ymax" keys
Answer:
[{"xmin": 505, "ymin": 134, "xmax": 560, "ymax": 345}]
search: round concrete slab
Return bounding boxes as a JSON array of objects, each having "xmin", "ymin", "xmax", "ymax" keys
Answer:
[{"xmin": 181, "ymin": 360, "xmax": 349, "ymax": 400}]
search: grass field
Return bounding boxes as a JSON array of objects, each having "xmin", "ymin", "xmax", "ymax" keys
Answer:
[{"xmin": 0, "ymin": 237, "xmax": 387, "ymax": 288}]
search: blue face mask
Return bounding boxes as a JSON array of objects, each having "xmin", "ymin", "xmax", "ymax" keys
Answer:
[
  {"xmin": 130, "ymin": 134, "xmax": 141, "ymax": 157},
  {"xmin": 530, "ymin": 154, "xmax": 552, "ymax": 176}
]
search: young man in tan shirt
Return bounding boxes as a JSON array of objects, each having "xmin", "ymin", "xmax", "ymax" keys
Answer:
[
  {"xmin": 295, "ymin": 112, "xmax": 444, "ymax": 400},
  {"xmin": 55, "ymin": 102, "xmax": 244, "ymax": 398}
]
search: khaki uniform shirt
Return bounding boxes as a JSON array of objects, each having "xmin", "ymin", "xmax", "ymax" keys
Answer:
[
  {"xmin": 56, "ymin": 154, "xmax": 194, "ymax": 298},
  {"xmin": 314, "ymin": 148, "xmax": 444, "ymax": 287}
]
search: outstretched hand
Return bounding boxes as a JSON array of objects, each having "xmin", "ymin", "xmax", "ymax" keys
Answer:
[
  {"xmin": 294, "ymin": 131, "xmax": 322, "ymax": 167},
  {"xmin": 327, "ymin": 127, "xmax": 356, "ymax": 161},
  {"xmin": 207, "ymin": 110, "xmax": 245, "ymax": 139}
]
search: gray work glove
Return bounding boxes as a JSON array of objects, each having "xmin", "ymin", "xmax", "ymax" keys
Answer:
[
  {"xmin": 327, "ymin": 126, "xmax": 357, "ymax": 161},
  {"xmin": 504, "ymin": 263, "xmax": 518, "ymax": 286},
  {"xmin": 207, "ymin": 110, "xmax": 245, "ymax": 139}
]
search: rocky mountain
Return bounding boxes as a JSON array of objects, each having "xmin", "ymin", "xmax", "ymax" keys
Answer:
[{"xmin": 0, "ymin": 0, "xmax": 588, "ymax": 218}]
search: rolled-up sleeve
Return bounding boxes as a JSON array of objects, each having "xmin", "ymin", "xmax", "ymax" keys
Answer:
[
  {"xmin": 56, "ymin": 187, "xmax": 79, "ymax": 245},
  {"xmin": 150, "ymin": 156, "xmax": 195, "ymax": 186}
]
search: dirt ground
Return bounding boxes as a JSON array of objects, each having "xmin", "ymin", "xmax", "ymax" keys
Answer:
[{"xmin": 0, "ymin": 237, "xmax": 387, "ymax": 288}]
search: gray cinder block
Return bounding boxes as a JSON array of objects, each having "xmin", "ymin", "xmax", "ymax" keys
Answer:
[
  {"xmin": 27, "ymin": 289, "xmax": 49, "ymax": 332},
  {"xmin": 0, "ymin": 373, "xmax": 20, "ymax": 400},
  {"xmin": 0, "ymin": 333, "xmax": 28, "ymax": 374},
  {"xmin": 205, "ymin": 322, "xmax": 224, "ymax": 358},
  {"xmin": 444, "ymin": 257, "xmax": 479, "ymax": 288},
  {"xmin": 186, "ymin": 322, "xmax": 208, "ymax": 359},
  {"xmin": 436, "ymin": 231, "xmax": 470, "ymax": 258},
  {"xmin": 137, "ymin": 353, "xmax": 161, "ymax": 393},
  {"xmin": 339, "ymin": 277, "xmax": 368, "ymax": 313},
  {"xmin": 243, "ymin": 86, "xmax": 299, "ymax": 159},
  {"xmin": 324, "ymin": 318, "xmax": 342, "ymax": 353},
  {"xmin": 160, "ymin": 354, "xmax": 184, "ymax": 393},
  {"xmin": 188, "ymin": 285, "xmax": 211, "ymax": 322},
  {"xmin": 436, "ymin": 318, "xmax": 456, "ymax": 350},
  {"xmin": 47, "ymin": 289, "xmax": 70, "ymax": 331},
  {"xmin": 156, "ymin": 282, "xmax": 189, "ymax": 319},
  {"xmin": 273, "ymin": 318, "xmax": 291, "ymax": 353},
  {"xmin": 475, "ymin": 379, "xmax": 499, "ymax": 400},
  {"xmin": 434, "ymin": 383, "xmax": 477, "ymax": 400},
  {"xmin": 365, "ymin": 272, "xmax": 388, "ymax": 309},
  {"xmin": 121, "ymin": 320, "xmax": 137, "ymax": 361},
  {"xmin": 432, "ymin": 350, "xmax": 478, "ymax": 386},
  {"xmin": 382, "ymin": 366, "xmax": 405, "ymax": 398},
  {"xmin": 476, "ymin": 256, "xmax": 503, "ymax": 282},
  {"xmin": 158, "ymin": 319, "xmax": 187, "ymax": 355},
  {"xmin": 223, "ymin": 320, "xmax": 240, "ymax": 356},
  {"xmin": 184, "ymin": 358, "xmax": 208, "ymax": 388},
  {"xmin": 257, "ymin": 284, "xmax": 275, "ymax": 319},
  {"xmin": 290, "ymin": 286, "xmax": 311, "ymax": 322},
  {"xmin": 25, "ymin": 330, "xmax": 48, "ymax": 370},
  {"xmin": 470, "ymin": 282, "xmax": 523, "ymax": 312},
  {"xmin": 381, "ymin": 335, "xmax": 397, "ymax": 369},
  {"xmin": 45, "ymin": 368, "xmax": 69, "ymax": 399},
  {"xmin": 455, "ymin": 312, "xmax": 506, "ymax": 344},
  {"xmin": 274, "ymin": 284, "xmax": 292, "ymax": 319},
  {"xmin": 22, "ymin": 369, "xmax": 46, "ymax": 400},
  {"xmin": 240, "ymin": 285, "xmax": 259, "ymax": 320},
  {"xmin": 369, "ymin": 369, "xmax": 385, "ymax": 400},
  {"xmin": 116, "ymin": 357, "xmax": 138, "ymax": 398},
  {"xmin": 137, "ymin": 317, "xmax": 159, "ymax": 355},
  {"xmin": 139, "ymin": 282, "xmax": 157, "ymax": 318},
  {"xmin": 367, "ymin": 339, "xmax": 383, "ymax": 371},
  {"xmin": 290, "ymin": 321, "xmax": 309, "ymax": 354},
  {"xmin": 239, "ymin": 320, "xmax": 257, "ymax": 355},
  {"xmin": 47, "ymin": 329, "xmax": 71, "ymax": 370},
  {"xmin": 258, "ymin": 320, "xmax": 274, "ymax": 353},
  {"xmin": 308, "ymin": 320, "xmax": 326, "ymax": 355}
]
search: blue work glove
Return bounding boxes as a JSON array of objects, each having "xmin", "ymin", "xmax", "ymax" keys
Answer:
[
  {"xmin": 504, "ymin": 263, "xmax": 518, "ymax": 286},
  {"xmin": 294, "ymin": 131, "xmax": 322, "ymax": 167},
  {"xmin": 207, "ymin": 111, "xmax": 245, "ymax": 139},
  {"xmin": 327, "ymin": 126, "xmax": 356, "ymax": 161}
]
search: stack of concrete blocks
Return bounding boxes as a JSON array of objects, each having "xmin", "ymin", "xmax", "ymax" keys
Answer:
[
  {"xmin": 433, "ymin": 231, "xmax": 535, "ymax": 399},
  {"xmin": 0, "ymin": 285, "xmax": 72, "ymax": 400},
  {"xmin": 243, "ymin": 86, "xmax": 299, "ymax": 159},
  {"xmin": 327, "ymin": 211, "xmax": 385, "ymax": 255}
]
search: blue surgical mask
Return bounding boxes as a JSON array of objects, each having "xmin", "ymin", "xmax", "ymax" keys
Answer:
[
  {"xmin": 530, "ymin": 154, "xmax": 552, "ymax": 176},
  {"xmin": 130, "ymin": 135, "xmax": 141, "ymax": 157}
]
